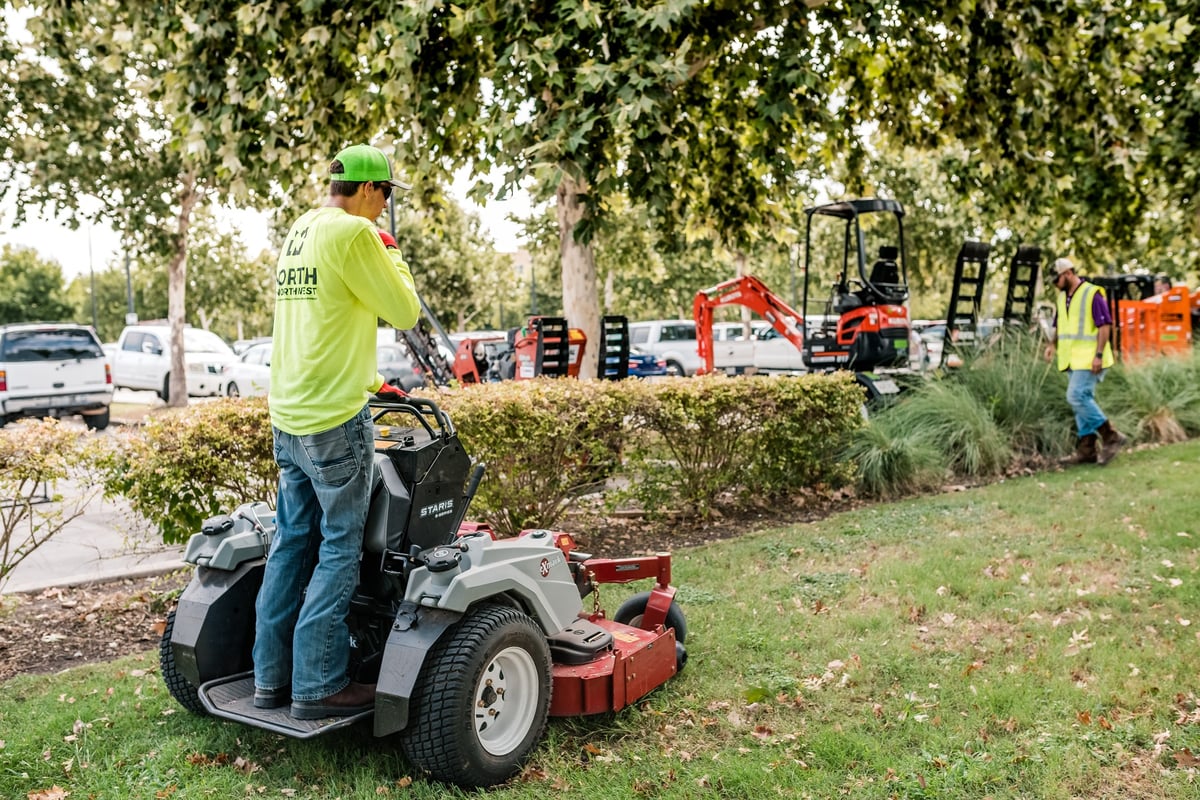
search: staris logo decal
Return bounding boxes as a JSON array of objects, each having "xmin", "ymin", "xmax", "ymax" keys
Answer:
[
  {"xmin": 539, "ymin": 558, "xmax": 551, "ymax": 577},
  {"xmin": 420, "ymin": 499, "xmax": 455, "ymax": 519}
]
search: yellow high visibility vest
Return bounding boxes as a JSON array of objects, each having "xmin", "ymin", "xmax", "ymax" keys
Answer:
[{"xmin": 1056, "ymin": 282, "xmax": 1115, "ymax": 371}]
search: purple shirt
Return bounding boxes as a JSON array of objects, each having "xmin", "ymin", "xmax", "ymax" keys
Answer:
[{"xmin": 1052, "ymin": 281, "xmax": 1113, "ymax": 329}]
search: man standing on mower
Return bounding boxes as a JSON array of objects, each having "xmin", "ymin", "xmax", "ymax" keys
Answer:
[
  {"xmin": 1044, "ymin": 257, "xmax": 1128, "ymax": 466},
  {"xmin": 253, "ymin": 144, "xmax": 420, "ymax": 719}
]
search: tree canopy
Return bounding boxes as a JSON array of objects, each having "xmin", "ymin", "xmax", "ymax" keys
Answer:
[
  {"xmin": 0, "ymin": 245, "xmax": 74, "ymax": 325},
  {"xmin": 4, "ymin": 0, "xmax": 1198, "ymax": 375}
]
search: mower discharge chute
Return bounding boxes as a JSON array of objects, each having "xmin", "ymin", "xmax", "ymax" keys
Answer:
[{"xmin": 160, "ymin": 397, "xmax": 686, "ymax": 788}]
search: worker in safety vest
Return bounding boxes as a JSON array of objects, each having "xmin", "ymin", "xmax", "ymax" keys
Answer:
[{"xmin": 1043, "ymin": 257, "xmax": 1128, "ymax": 466}]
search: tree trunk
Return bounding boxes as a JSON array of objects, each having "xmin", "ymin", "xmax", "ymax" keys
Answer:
[
  {"xmin": 167, "ymin": 172, "xmax": 198, "ymax": 408},
  {"xmin": 556, "ymin": 175, "xmax": 600, "ymax": 380},
  {"xmin": 735, "ymin": 250, "xmax": 751, "ymax": 337}
]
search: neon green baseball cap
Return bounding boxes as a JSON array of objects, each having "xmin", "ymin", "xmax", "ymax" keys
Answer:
[{"xmin": 330, "ymin": 144, "xmax": 411, "ymax": 189}]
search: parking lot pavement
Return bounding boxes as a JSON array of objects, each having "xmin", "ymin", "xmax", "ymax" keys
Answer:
[
  {"xmin": 113, "ymin": 388, "xmax": 165, "ymax": 406},
  {"xmin": 1, "ymin": 484, "xmax": 186, "ymax": 596}
]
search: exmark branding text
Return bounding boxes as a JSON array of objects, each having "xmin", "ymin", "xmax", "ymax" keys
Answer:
[{"xmin": 420, "ymin": 499, "xmax": 455, "ymax": 519}]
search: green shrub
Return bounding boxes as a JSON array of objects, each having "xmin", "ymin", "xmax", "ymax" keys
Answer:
[
  {"xmin": 745, "ymin": 372, "xmax": 864, "ymax": 493},
  {"xmin": 0, "ymin": 420, "xmax": 107, "ymax": 588},
  {"xmin": 621, "ymin": 376, "xmax": 764, "ymax": 515},
  {"xmin": 428, "ymin": 379, "xmax": 633, "ymax": 538},
  {"xmin": 102, "ymin": 398, "xmax": 276, "ymax": 544},
  {"xmin": 622, "ymin": 374, "xmax": 862, "ymax": 515}
]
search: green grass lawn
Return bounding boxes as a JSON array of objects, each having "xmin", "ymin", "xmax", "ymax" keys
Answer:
[{"xmin": 4, "ymin": 440, "xmax": 1200, "ymax": 799}]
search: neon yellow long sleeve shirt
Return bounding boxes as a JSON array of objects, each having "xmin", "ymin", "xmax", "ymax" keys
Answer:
[{"xmin": 269, "ymin": 207, "xmax": 420, "ymax": 435}]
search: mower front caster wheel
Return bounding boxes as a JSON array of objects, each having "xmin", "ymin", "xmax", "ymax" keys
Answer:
[{"xmin": 613, "ymin": 591, "xmax": 687, "ymax": 643}]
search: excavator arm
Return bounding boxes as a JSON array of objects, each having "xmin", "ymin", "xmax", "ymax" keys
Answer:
[{"xmin": 693, "ymin": 275, "xmax": 805, "ymax": 375}]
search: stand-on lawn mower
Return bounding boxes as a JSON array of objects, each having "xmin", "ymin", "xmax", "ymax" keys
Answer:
[{"xmin": 159, "ymin": 397, "xmax": 687, "ymax": 788}]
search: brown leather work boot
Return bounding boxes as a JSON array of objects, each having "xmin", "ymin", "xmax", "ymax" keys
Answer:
[
  {"xmin": 290, "ymin": 681, "xmax": 377, "ymax": 720},
  {"xmin": 1097, "ymin": 421, "xmax": 1128, "ymax": 466},
  {"xmin": 1058, "ymin": 433, "xmax": 1098, "ymax": 466}
]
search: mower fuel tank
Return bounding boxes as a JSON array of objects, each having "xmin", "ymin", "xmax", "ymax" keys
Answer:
[
  {"xmin": 404, "ymin": 529, "xmax": 585, "ymax": 634},
  {"xmin": 182, "ymin": 501, "xmax": 276, "ymax": 570}
]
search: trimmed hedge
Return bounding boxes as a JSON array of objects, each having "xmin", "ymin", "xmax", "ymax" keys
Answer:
[
  {"xmin": 101, "ymin": 397, "xmax": 276, "ymax": 544},
  {"xmin": 100, "ymin": 374, "xmax": 865, "ymax": 543}
]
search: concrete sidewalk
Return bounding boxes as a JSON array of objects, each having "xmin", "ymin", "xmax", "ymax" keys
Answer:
[
  {"xmin": 1, "ymin": 490, "xmax": 186, "ymax": 595},
  {"xmin": 1, "ymin": 392, "xmax": 220, "ymax": 595}
]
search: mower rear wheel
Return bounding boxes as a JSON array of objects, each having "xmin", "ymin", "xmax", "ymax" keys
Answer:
[
  {"xmin": 613, "ymin": 591, "xmax": 688, "ymax": 644},
  {"xmin": 159, "ymin": 609, "xmax": 207, "ymax": 715},
  {"xmin": 400, "ymin": 604, "xmax": 551, "ymax": 788}
]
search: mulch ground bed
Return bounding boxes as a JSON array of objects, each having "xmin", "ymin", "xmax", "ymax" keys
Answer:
[{"xmin": 0, "ymin": 491, "xmax": 859, "ymax": 684}]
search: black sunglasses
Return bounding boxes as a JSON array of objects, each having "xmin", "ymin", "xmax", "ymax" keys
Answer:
[{"xmin": 375, "ymin": 182, "xmax": 392, "ymax": 200}]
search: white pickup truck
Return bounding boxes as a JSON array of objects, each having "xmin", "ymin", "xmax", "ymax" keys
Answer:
[
  {"xmin": 111, "ymin": 324, "xmax": 235, "ymax": 402},
  {"xmin": 710, "ymin": 321, "xmax": 808, "ymax": 375},
  {"xmin": 0, "ymin": 323, "xmax": 113, "ymax": 429},
  {"xmin": 628, "ymin": 320, "xmax": 703, "ymax": 377}
]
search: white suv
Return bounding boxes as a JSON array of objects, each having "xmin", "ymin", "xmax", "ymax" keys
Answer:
[
  {"xmin": 0, "ymin": 323, "xmax": 113, "ymax": 430},
  {"xmin": 111, "ymin": 325, "xmax": 235, "ymax": 401},
  {"xmin": 628, "ymin": 320, "xmax": 701, "ymax": 376}
]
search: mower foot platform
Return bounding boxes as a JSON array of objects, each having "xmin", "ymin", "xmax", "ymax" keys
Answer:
[{"xmin": 198, "ymin": 672, "xmax": 373, "ymax": 739}]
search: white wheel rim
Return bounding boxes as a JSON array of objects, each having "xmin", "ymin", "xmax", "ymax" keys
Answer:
[{"xmin": 474, "ymin": 645, "xmax": 539, "ymax": 756}]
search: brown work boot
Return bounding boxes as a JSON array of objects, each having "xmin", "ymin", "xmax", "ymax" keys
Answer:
[
  {"xmin": 290, "ymin": 681, "xmax": 376, "ymax": 720},
  {"xmin": 1058, "ymin": 433, "xmax": 1098, "ymax": 466},
  {"xmin": 1097, "ymin": 421, "xmax": 1128, "ymax": 466}
]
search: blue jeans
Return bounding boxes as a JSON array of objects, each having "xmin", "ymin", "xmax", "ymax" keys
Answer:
[
  {"xmin": 253, "ymin": 405, "xmax": 374, "ymax": 701},
  {"xmin": 1066, "ymin": 368, "xmax": 1108, "ymax": 438}
]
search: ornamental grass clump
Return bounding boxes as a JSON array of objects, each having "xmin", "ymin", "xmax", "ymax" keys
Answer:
[
  {"xmin": 875, "ymin": 379, "xmax": 1012, "ymax": 479},
  {"xmin": 946, "ymin": 328, "xmax": 1068, "ymax": 458},
  {"xmin": 841, "ymin": 414, "xmax": 947, "ymax": 499},
  {"xmin": 1103, "ymin": 349, "xmax": 1200, "ymax": 443}
]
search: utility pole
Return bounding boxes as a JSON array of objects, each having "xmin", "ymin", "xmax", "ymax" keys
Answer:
[
  {"xmin": 88, "ymin": 225, "xmax": 98, "ymax": 329},
  {"xmin": 124, "ymin": 251, "xmax": 136, "ymax": 325}
]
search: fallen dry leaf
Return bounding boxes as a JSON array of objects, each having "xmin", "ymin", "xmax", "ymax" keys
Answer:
[
  {"xmin": 233, "ymin": 756, "xmax": 260, "ymax": 775},
  {"xmin": 26, "ymin": 786, "xmax": 69, "ymax": 800}
]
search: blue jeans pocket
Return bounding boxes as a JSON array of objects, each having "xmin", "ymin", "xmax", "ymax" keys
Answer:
[{"xmin": 299, "ymin": 425, "xmax": 359, "ymax": 487}]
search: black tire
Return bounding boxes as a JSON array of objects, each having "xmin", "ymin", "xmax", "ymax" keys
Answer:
[
  {"xmin": 664, "ymin": 360, "xmax": 685, "ymax": 377},
  {"xmin": 83, "ymin": 408, "xmax": 110, "ymax": 431},
  {"xmin": 613, "ymin": 591, "xmax": 688, "ymax": 644},
  {"xmin": 159, "ymin": 373, "xmax": 170, "ymax": 403},
  {"xmin": 160, "ymin": 609, "xmax": 207, "ymax": 715},
  {"xmin": 401, "ymin": 605, "xmax": 551, "ymax": 788},
  {"xmin": 226, "ymin": 381, "xmax": 240, "ymax": 398}
]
